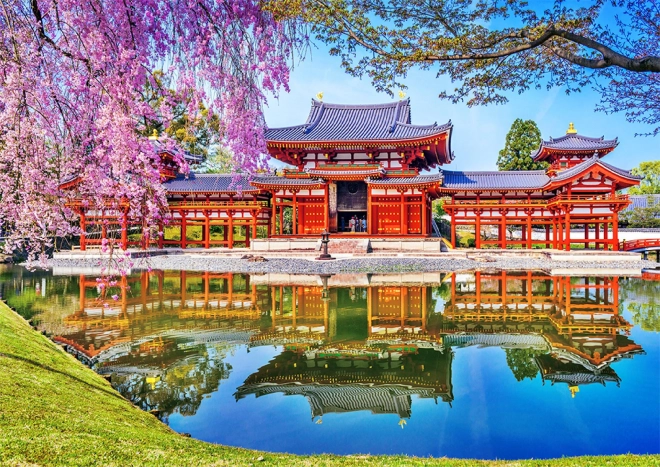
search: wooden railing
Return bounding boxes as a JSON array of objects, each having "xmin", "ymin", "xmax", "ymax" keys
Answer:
[
  {"xmin": 620, "ymin": 238, "xmax": 660, "ymax": 251},
  {"xmin": 167, "ymin": 200, "xmax": 269, "ymax": 208},
  {"xmin": 548, "ymin": 193, "xmax": 629, "ymax": 204},
  {"xmin": 444, "ymin": 198, "xmax": 546, "ymax": 206}
]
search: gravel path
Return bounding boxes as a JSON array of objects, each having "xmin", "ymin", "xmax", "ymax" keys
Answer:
[{"xmin": 48, "ymin": 255, "xmax": 657, "ymax": 274}]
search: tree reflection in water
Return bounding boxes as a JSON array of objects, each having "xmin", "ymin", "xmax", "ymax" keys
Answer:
[
  {"xmin": 108, "ymin": 343, "xmax": 233, "ymax": 422},
  {"xmin": 620, "ymin": 276, "xmax": 660, "ymax": 332},
  {"xmin": 505, "ymin": 348, "xmax": 544, "ymax": 382}
]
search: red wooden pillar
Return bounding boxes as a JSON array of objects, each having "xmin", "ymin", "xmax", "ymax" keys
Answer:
[
  {"xmin": 557, "ymin": 219, "xmax": 563, "ymax": 250},
  {"xmin": 121, "ymin": 209, "xmax": 128, "ymax": 250},
  {"xmin": 475, "ymin": 212, "xmax": 481, "ymax": 249},
  {"xmin": 400, "ymin": 191, "xmax": 405, "ymax": 235},
  {"xmin": 79, "ymin": 210, "xmax": 87, "ymax": 251},
  {"xmin": 204, "ymin": 211, "xmax": 210, "ymax": 249},
  {"xmin": 271, "ymin": 195, "xmax": 277, "ymax": 236},
  {"xmin": 545, "ymin": 224, "xmax": 550, "ymax": 248},
  {"xmin": 421, "ymin": 192, "xmax": 427, "ymax": 236},
  {"xmin": 324, "ymin": 184, "xmax": 330, "ymax": 232},
  {"xmin": 500, "ymin": 216, "xmax": 507, "ymax": 249},
  {"xmin": 595, "ymin": 221, "xmax": 600, "ymax": 249},
  {"xmin": 181, "ymin": 211, "xmax": 187, "ymax": 249},
  {"xmin": 278, "ymin": 197, "xmax": 283, "ymax": 235},
  {"xmin": 526, "ymin": 214, "xmax": 532, "ymax": 249},
  {"xmin": 252, "ymin": 210, "xmax": 258, "ymax": 239},
  {"xmin": 565, "ymin": 212, "xmax": 571, "ymax": 251},
  {"xmin": 228, "ymin": 211, "xmax": 234, "ymax": 249},
  {"xmin": 292, "ymin": 190, "xmax": 298, "ymax": 235},
  {"xmin": 450, "ymin": 210, "xmax": 456, "ymax": 248},
  {"xmin": 602, "ymin": 221, "xmax": 608, "ymax": 250},
  {"xmin": 612, "ymin": 213, "xmax": 619, "ymax": 251}
]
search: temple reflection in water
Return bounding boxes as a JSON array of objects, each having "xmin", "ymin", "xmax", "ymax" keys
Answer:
[{"xmin": 55, "ymin": 270, "xmax": 644, "ymax": 421}]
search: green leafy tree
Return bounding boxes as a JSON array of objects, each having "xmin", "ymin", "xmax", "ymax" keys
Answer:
[
  {"xmin": 300, "ymin": 1, "xmax": 660, "ymax": 134},
  {"xmin": 497, "ymin": 119, "xmax": 546, "ymax": 171},
  {"xmin": 505, "ymin": 348, "xmax": 543, "ymax": 381},
  {"xmin": 432, "ymin": 199, "xmax": 446, "ymax": 219},
  {"xmin": 620, "ymin": 196, "xmax": 660, "ymax": 228},
  {"xmin": 140, "ymin": 71, "xmax": 222, "ymax": 159},
  {"xmin": 629, "ymin": 161, "xmax": 660, "ymax": 195},
  {"xmin": 193, "ymin": 146, "xmax": 237, "ymax": 174}
]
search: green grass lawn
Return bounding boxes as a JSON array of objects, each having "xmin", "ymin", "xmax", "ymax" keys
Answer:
[{"xmin": 0, "ymin": 302, "xmax": 658, "ymax": 467}]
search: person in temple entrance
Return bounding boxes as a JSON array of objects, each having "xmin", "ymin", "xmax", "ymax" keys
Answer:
[
  {"xmin": 349, "ymin": 216, "xmax": 355, "ymax": 232},
  {"xmin": 362, "ymin": 217, "xmax": 367, "ymax": 233},
  {"xmin": 341, "ymin": 216, "xmax": 345, "ymax": 232}
]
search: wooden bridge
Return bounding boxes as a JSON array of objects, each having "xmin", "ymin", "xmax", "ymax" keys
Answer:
[{"xmin": 620, "ymin": 239, "xmax": 660, "ymax": 259}]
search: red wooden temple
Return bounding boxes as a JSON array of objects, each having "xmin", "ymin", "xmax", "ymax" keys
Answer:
[{"xmin": 61, "ymin": 98, "xmax": 641, "ymax": 250}]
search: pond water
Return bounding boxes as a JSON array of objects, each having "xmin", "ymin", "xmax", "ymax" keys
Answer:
[{"xmin": 2, "ymin": 265, "xmax": 659, "ymax": 460}]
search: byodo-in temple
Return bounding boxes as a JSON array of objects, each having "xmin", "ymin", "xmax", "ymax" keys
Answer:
[
  {"xmin": 38, "ymin": 270, "xmax": 644, "ymax": 421},
  {"xmin": 62, "ymin": 98, "xmax": 642, "ymax": 250}
]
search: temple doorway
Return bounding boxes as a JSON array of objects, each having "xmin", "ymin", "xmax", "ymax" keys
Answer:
[
  {"xmin": 336, "ymin": 181, "xmax": 368, "ymax": 233},
  {"xmin": 338, "ymin": 211, "xmax": 368, "ymax": 233}
]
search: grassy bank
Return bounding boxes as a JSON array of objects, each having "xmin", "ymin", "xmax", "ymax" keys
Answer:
[{"xmin": 0, "ymin": 302, "xmax": 658, "ymax": 467}]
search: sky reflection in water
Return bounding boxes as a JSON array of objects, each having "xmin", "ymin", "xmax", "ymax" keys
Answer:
[{"xmin": 2, "ymin": 266, "xmax": 659, "ymax": 459}]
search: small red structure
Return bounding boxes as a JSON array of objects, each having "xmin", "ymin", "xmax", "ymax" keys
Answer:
[{"xmin": 442, "ymin": 124, "xmax": 639, "ymax": 250}]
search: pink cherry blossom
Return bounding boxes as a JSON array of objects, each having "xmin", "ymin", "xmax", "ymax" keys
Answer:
[{"xmin": 0, "ymin": 0, "xmax": 303, "ymax": 262}]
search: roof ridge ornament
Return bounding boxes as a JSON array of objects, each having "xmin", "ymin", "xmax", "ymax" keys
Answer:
[{"xmin": 566, "ymin": 122, "xmax": 577, "ymax": 134}]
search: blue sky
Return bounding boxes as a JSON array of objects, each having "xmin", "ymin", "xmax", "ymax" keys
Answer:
[{"xmin": 263, "ymin": 44, "xmax": 658, "ymax": 173}]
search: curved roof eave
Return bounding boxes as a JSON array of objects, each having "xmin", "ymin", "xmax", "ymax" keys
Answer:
[
  {"xmin": 266, "ymin": 127, "xmax": 452, "ymax": 147},
  {"xmin": 545, "ymin": 158, "xmax": 642, "ymax": 189},
  {"xmin": 532, "ymin": 134, "xmax": 619, "ymax": 161}
]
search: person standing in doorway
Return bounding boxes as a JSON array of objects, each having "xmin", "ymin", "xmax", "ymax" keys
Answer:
[
  {"xmin": 361, "ymin": 217, "xmax": 367, "ymax": 233},
  {"xmin": 349, "ymin": 216, "xmax": 355, "ymax": 232}
]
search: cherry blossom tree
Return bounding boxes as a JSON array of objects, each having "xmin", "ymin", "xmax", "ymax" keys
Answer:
[{"xmin": 0, "ymin": 0, "xmax": 303, "ymax": 262}]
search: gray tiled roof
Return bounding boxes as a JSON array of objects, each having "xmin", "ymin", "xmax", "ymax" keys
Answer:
[
  {"xmin": 163, "ymin": 173, "xmax": 257, "ymax": 193},
  {"xmin": 367, "ymin": 173, "xmax": 443, "ymax": 185},
  {"xmin": 265, "ymin": 99, "xmax": 451, "ymax": 142},
  {"xmin": 250, "ymin": 176, "xmax": 326, "ymax": 187},
  {"xmin": 441, "ymin": 170, "xmax": 549, "ymax": 190},
  {"xmin": 533, "ymin": 133, "xmax": 618, "ymax": 160},
  {"xmin": 623, "ymin": 194, "xmax": 660, "ymax": 212},
  {"xmin": 551, "ymin": 156, "xmax": 641, "ymax": 182}
]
